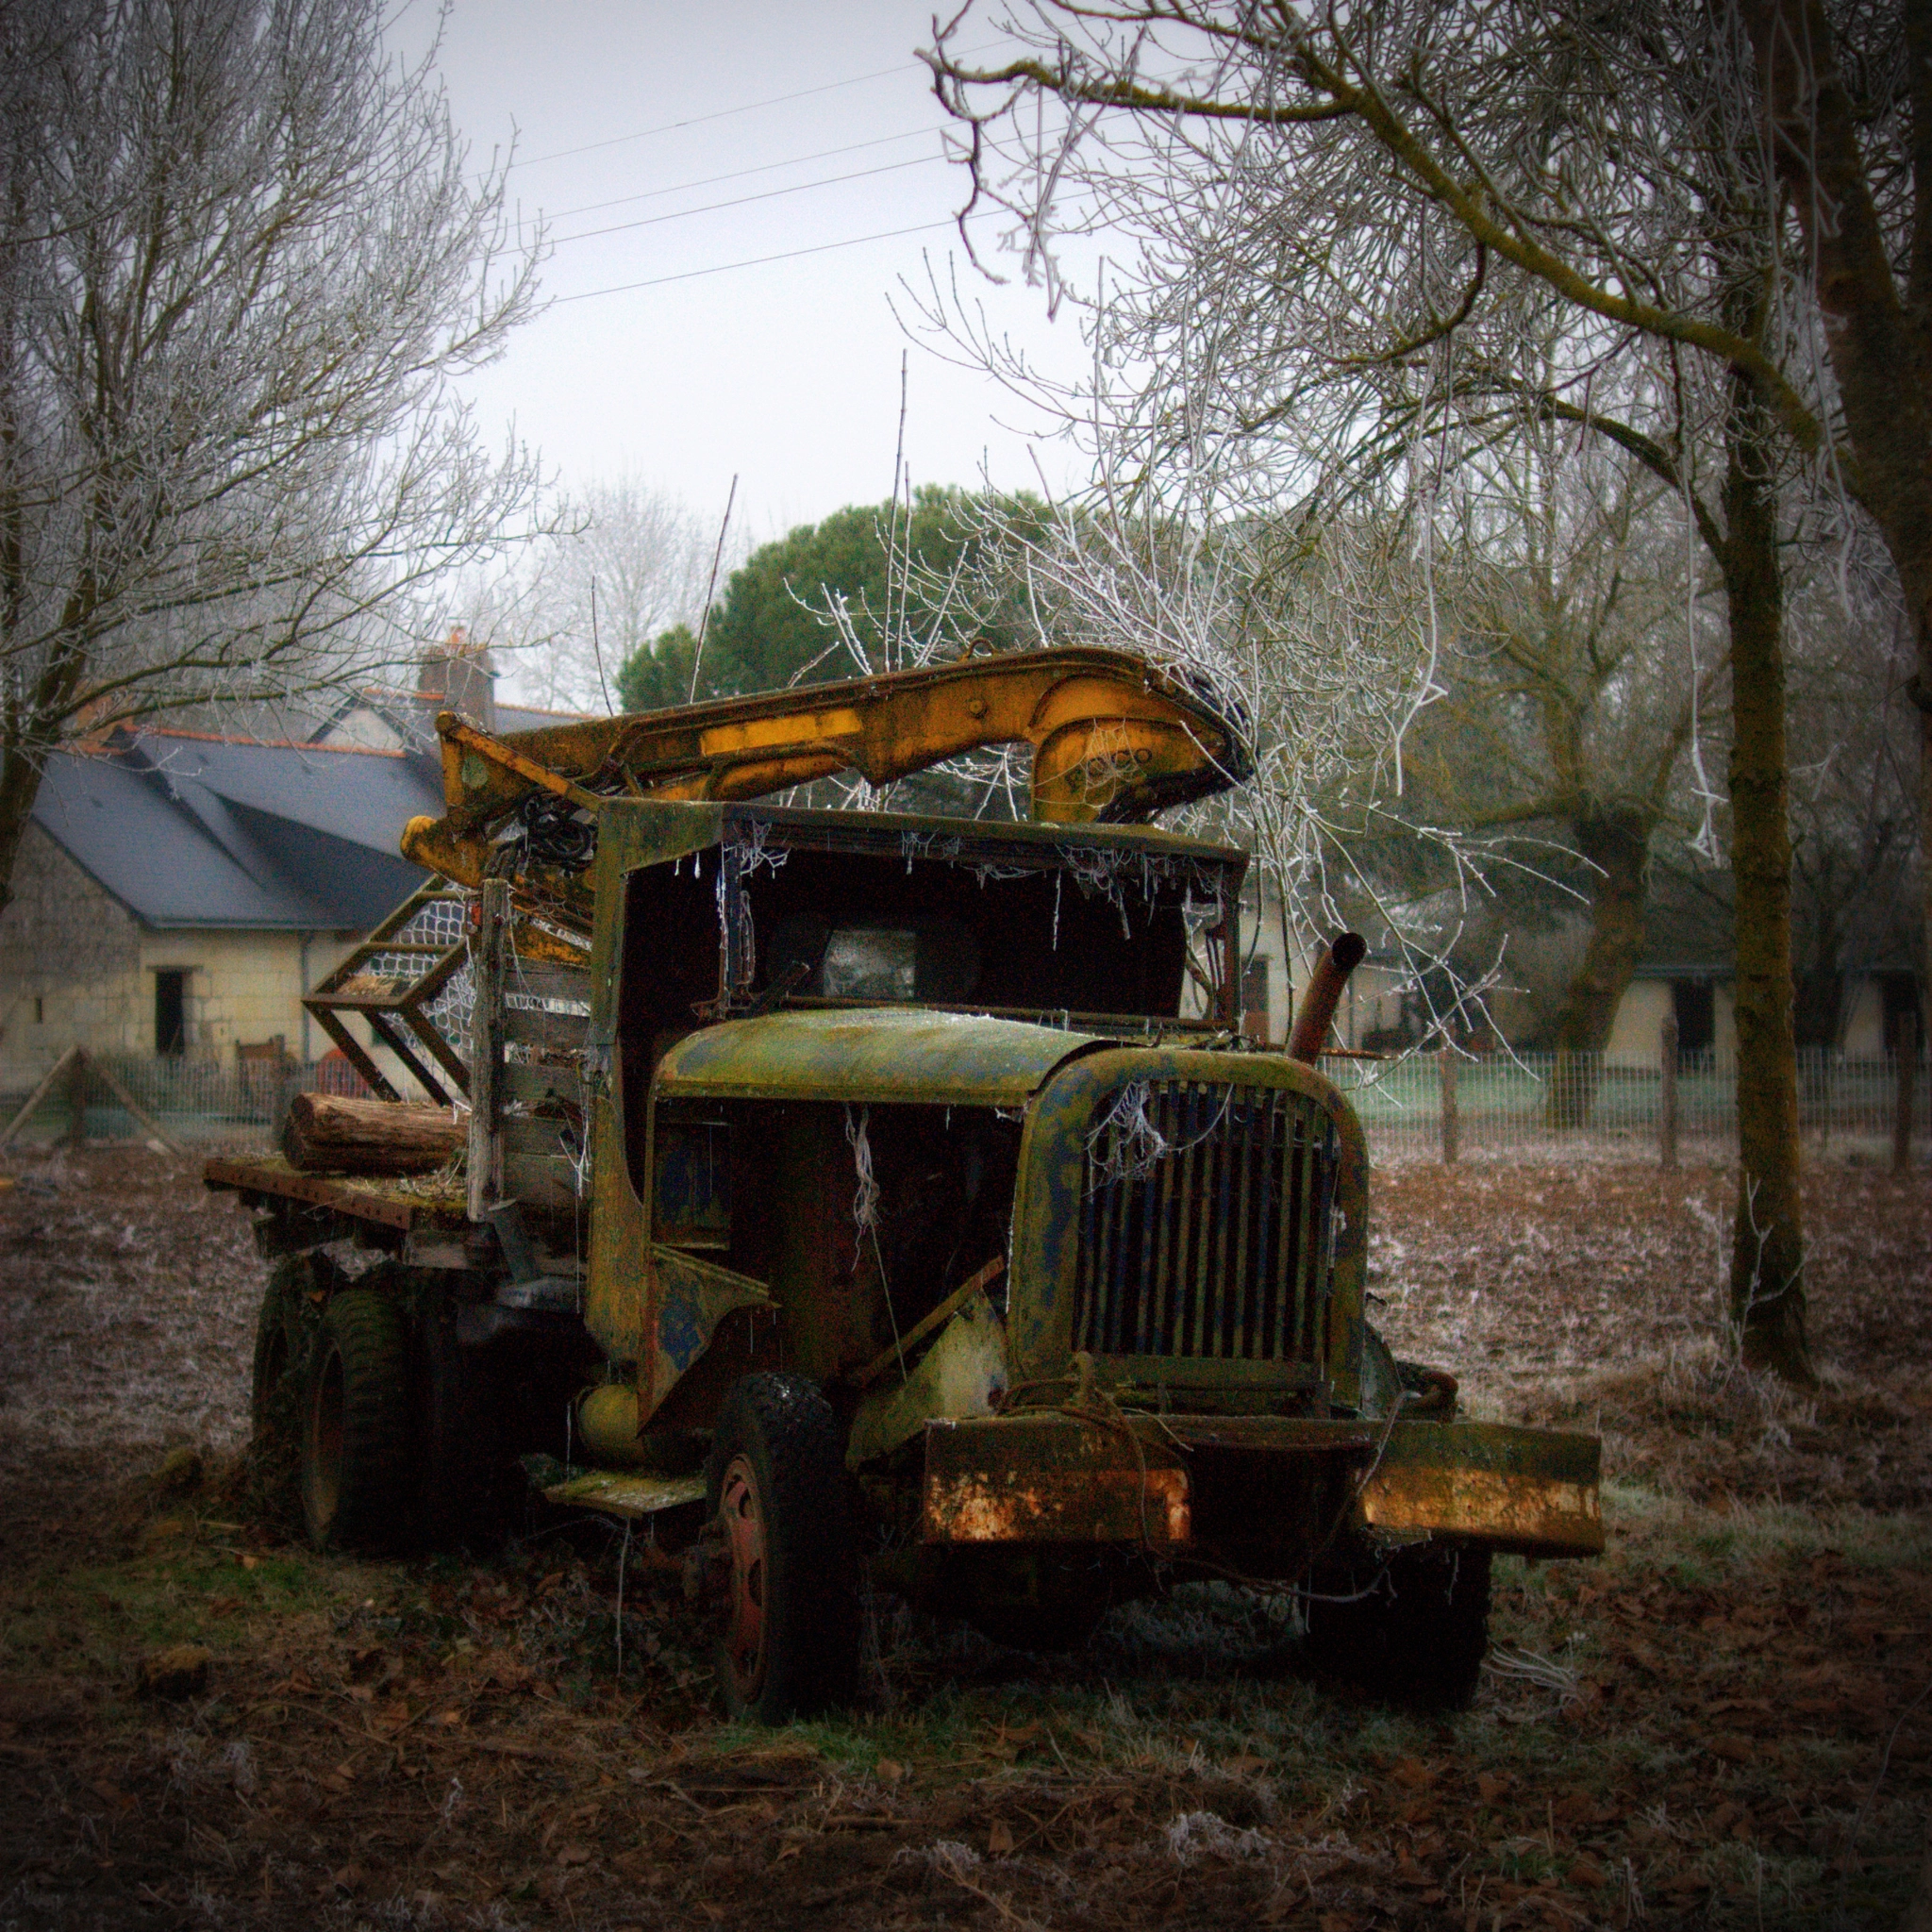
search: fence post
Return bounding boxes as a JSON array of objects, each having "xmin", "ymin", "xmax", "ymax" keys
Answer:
[
  {"xmin": 65, "ymin": 1049, "xmax": 90, "ymax": 1149},
  {"xmin": 1659, "ymin": 1013, "xmax": 1679, "ymax": 1171},
  {"xmin": 1440, "ymin": 1048, "xmax": 1459, "ymax": 1165},
  {"xmin": 1896, "ymin": 1014, "xmax": 1919, "ymax": 1175}
]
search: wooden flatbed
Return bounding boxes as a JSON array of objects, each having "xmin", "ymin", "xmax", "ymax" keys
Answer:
[{"xmin": 204, "ymin": 1154, "xmax": 468, "ymax": 1232}]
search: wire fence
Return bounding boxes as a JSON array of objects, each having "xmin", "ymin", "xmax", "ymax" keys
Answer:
[
  {"xmin": 0, "ymin": 1052, "xmax": 377, "ymax": 1150},
  {"xmin": 2, "ymin": 1044, "xmax": 1925, "ymax": 1167},
  {"xmin": 1327, "ymin": 1047, "xmax": 1929, "ymax": 1167}
]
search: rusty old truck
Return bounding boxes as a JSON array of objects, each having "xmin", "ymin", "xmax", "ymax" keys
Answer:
[{"xmin": 208, "ymin": 646, "xmax": 1602, "ymax": 1720}]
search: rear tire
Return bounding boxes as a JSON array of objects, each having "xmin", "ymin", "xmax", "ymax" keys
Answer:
[
  {"xmin": 249, "ymin": 1258, "xmax": 320, "ymax": 1522},
  {"xmin": 701, "ymin": 1374, "xmax": 858, "ymax": 1724},
  {"xmin": 1302, "ymin": 1541, "xmax": 1491, "ymax": 1710},
  {"xmin": 414, "ymin": 1291, "xmax": 502, "ymax": 1548},
  {"xmin": 301, "ymin": 1287, "xmax": 411, "ymax": 1552}
]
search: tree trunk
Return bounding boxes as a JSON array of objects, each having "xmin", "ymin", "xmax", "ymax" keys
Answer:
[
  {"xmin": 1544, "ymin": 809, "xmax": 1650, "ymax": 1129},
  {"xmin": 283, "ymin": 1092, "xmax": 464, "ymax": 1176},
  {"xmin": 0, "ymin": 742, "xmax": 49, "ymax": 918},
  {"xmin": 1720, "ymin": 379, "xmax": 1814, "ymax": 1386},
  {"xmin": 1737, "ymin": 0, "xmax": 1932, "ymax": 1101}
]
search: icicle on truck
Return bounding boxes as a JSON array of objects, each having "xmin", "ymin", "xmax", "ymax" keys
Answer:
[{"xmin": 208, "ymin": 647, "xmax": 1602, "ymax": 1718}]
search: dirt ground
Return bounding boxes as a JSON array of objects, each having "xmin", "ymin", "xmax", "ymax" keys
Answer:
[{"xmin": 0, "ymin": 1145, "xmax": 1926, "ymax": 1931}]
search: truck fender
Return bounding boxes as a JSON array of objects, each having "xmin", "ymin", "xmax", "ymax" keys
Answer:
[{"xmin": 845, "ymin": 1290, "xmax": 1010, "ymax": 1469}]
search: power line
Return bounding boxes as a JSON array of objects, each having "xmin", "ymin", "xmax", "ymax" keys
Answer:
[
  {"xmin": 551, "ymin": 220, "xmax": 955, "ymax": 305},
  {"xmin": 511, "ymin": 60, "xmax": 924, "ymax": 171},
  {"xmin": 538, "ymin": 126, "xmax": 935, "ymax": 225},
  {"xmin": 549, "ymin": 153, "xmax": 945, "ymax": 248}
]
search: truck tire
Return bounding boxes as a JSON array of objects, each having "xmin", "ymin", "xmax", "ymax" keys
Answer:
[
  {"xmin": 413, "ymin": 1292, "xmax": 502, "ymax": 1549},
  {"xmin": 1302, "ymin": 1542, "xmax": 1491, "ymax": 1710},
  {"xmin": 249, "ymin": 1259, "xmax": 320, "ymax": 1520},
  {"xmin": 301, "ymin": 1287, "xmax": 411, "ymax": 1552},
  {"xmin": 701, "ymin": 1374, "xmax": 858, "ymax": 1724}
]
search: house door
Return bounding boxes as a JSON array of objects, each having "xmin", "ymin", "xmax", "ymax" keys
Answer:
[
  {"xmin": 1671, "ymin": 979, "xmax": 1714, "ymax": 1058},
  {"xmin": 155, "ymin": 971, "xmax": 187, "ymax": 1057}
]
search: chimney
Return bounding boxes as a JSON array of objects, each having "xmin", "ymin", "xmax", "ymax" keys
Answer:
[{"xmin": 420, "ymin": 625, "xmax": 497, "ymax": 731}]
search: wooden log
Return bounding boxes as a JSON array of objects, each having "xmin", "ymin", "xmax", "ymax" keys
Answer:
[{"xmin": 283, "ymin": 1091, "xmax": 464, "ymax": 1175}]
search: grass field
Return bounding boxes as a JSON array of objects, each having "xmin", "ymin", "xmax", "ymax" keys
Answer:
[{"xmin": 0, "ymin": 1148, "xmax": 1925, "ymax": 1930}]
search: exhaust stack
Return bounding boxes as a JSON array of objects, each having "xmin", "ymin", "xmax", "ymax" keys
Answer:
[{"xmin": 1286, "ymin": 933, "xmax": 1367, "ymax": 1064}]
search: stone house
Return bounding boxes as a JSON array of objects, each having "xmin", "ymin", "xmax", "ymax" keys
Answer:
[
  {"xmin": 0, "ymin": 727, "xmax": 441, "ymax": 1089},
  {"xmin": 0, "ymin": 642, "xmax": 584, "ymax": 1091}
]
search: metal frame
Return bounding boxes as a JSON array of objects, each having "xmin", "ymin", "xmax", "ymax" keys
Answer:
[{"xmin": 302, "ymin": 879, "xmax": 474, "ymax": 1105}]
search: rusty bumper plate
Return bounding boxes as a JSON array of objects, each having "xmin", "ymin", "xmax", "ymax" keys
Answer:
[
  {"xmin": 921, "ymin": 1414, "xmax": 1602, "ymax": 1558},
  {"xmin": 1357, "ymin": 1421, "xmax": 1604, "ymax": 1557}
]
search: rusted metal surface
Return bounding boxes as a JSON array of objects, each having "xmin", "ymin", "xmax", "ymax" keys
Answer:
[
  {"xmin": 919, "ymin": 1412, "xmax": 1604, "ymax": 1560},
  {"xmin": 400, "ymin": 649, "xmax": 1251, "ymax": 891},
  {"xmin": 1357, "ymin": 1421, "xmax": 1605, "ymax": 1557},
  {"xmin": 1286, "ymin": 932, "xmax": 1368, "ymax": 1065},
  {"xmin": 656, "ymin": 1008, "xmax": 1114, "ymax": 1108},
  {"xmin": 643, "ymin": 1248, "xmax": 773, "ymax": 1418},
  {"xmin": 1007, "ymin": 1048, "xmax": 1369, "ymax": 1405},
  {"xmin": 846, "ymin": 1290, "xmax": 1010, "ymax": 1467},
  {"xmin": 922, "ymin": 1415, "xmax": 1191, "ymax": 1546},
  {"xmin": 541, "ymin": 1468, "xmax": 706, "ymax": 1521}
]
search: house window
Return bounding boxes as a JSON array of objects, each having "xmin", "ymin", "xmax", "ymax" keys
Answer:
[{"xmin": 155, "ymin": 971, "xmax": 187, "ymax": 1057}]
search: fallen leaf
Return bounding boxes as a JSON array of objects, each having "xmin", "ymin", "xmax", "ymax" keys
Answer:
[
  {"xmin": 875, "ymin": 1758, "xmax": 905, "ymax": 1783},
  {"xmin": 1568, "ymin": 1856, "xmax": 1608, "ymax": 1890},
  {"xmin": 1394, "ymin": 1850, "xmax": 1436, "ymax": 1886},
  {"xmin": 1708, "ymin": 1734, "xmax": 1755, "ymax": 1764},
  {"xmin": 1224, "ymin": 1753, "xmax": 1269, "ymax": 1776},
  {"xmin": 556, "ymin": 1844, "xmax": 592, "ymax": 1867},
  {"xmin": 1391, "ymin": 1757, "xmax": 1436, "ymax": 1790},
  {"xmin": 988, "ymin": 1820, "xmax": 1015, "ymax": 1856},
  {"xmin": 1477, "ymin": 1773, "xmax": 1509, "ymax": 1806}
]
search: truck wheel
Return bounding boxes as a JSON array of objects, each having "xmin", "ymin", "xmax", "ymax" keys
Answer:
[
  {"xmin": 701, "ymin": 1374, "xmax": 858, "ymax": 1724},
  {"xmin": 301, "ymin": 1287, "xmax": 411, "ymax": 1552},
  {"xmin": 414, "ymin": 1294, "xmax": 502, "ymax": 1548},
  {"xmin": 249, "ymin": 1259, "xmax": 319, "ymax": 1519},
  {"xmin": 1302, "ymin": 1542, "xmax": 1491, "ymax": 1710}
]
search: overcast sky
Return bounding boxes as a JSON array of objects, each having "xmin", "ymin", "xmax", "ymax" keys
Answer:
[{"xmin": 406, "ymin": 0, "xmax": 1088, "ymax": 549}]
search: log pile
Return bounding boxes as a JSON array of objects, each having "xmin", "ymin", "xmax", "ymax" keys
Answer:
[{"xmin": 282, "ymin": 1092, "xmax": 464, "ymax": 1176}]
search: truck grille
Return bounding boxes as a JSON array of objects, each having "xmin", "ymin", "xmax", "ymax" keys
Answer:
[{"xmin": 1074, "ymin": 1080, "xmax": 1337, "ymax": 1363}]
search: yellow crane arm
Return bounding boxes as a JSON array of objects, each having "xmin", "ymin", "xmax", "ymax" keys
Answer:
[{"xmin": 401, "ymin": 647, "xmax": 1249, "ymax": 889}]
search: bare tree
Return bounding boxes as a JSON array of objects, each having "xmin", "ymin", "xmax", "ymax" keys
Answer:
[
  {"xmin": 922, "ymin": 0, "xmax": 1845, "ymax": 1381},
  {"xmin": 0, "ymin": 0, "xmax": 545, "ymax": 908},
  {"xmin": 1401, "ymin": 437, "xmax": 1719, "ymax": 1116},
  {"xmin": 1784, "ymin": 538, "xmax": 1924, "ymax": 1043},
  {"xmin": 1732, "ymin": 0, "xmax": 1932, "ymax": 1013},
  {"xmin": 459, "ymin": 475, "xmax": 722, "ymax": 716}
]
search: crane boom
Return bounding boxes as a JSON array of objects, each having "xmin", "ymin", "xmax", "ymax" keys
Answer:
[{"xmin": 401, "ymin": 646, "xmax": 1249, "ymax": 891}]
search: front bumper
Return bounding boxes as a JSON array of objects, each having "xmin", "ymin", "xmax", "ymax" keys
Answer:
[{"xmin": 920, "ymin": 1412, "xmax": 1604, "ymax": 1561}]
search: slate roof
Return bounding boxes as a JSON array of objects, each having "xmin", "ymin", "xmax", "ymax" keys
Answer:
[
  {"xmin": 32, "ymin": 728, "xmax": 440, "ymax": 931},
  {"xmin": 308, "ymin": 683, "xmax": 591, "ymax": 749}
]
